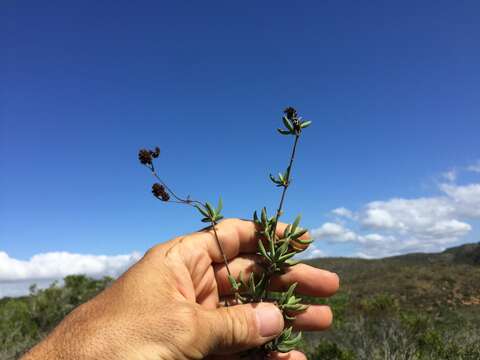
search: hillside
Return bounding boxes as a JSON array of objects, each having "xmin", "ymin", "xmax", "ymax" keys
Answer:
[
  {"xmin": 306, "ymin": 242, "xmax": 480, "ymax": 311},
  {"xmin": 302, "ymin": 243, "xmax": 480, "ymax": 359},
  {"xmin": 1, "ymin": 244, "xmax": 479, "ymax": 359}
]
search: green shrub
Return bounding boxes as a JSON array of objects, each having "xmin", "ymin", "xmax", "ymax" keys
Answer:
[{"xmin": 308, "ymin": 340, "xmax": 355, "ymax": 360}]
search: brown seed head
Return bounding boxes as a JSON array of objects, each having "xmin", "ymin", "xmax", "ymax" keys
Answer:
[
  {"xmin": 150, "ymin": 146, "xmax": 160, "ymax": 159},
  {"xmin": 152, "ymin": 183, "xmax": 170, "ymax": 201},
  {"xmin": 138, "ymin": 149, "xmax": 153, "ymax": 165}
]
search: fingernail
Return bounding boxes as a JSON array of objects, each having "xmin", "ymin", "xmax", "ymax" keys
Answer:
[
  {"xmin": 255, "ymin": 303, "xmax": 284, "ymax": 337},
  {"xmin": 330, "ymin": 271, "xmax": 340, "ymax": 283}
]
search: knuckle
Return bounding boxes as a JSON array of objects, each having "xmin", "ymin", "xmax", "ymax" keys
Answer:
[
  {"xmin": 220, "ymin": 218, "xmax": 242, "ymax": 228},
  {"xmin": 144, "ymin": 243, "xmax": 164, "ymax": 258},
  {"xmin": 145, "ymin": 236, "xmax": 184, "ymax": 259},
  {"xmin": 230, "ymin": 307, "xmax": 256, "ymax": 345},
  {"xmin": 220, "ymin": 307, "xmax": 255, "ymax": 348}
]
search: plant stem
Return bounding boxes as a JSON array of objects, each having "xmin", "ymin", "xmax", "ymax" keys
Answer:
[
  {"xmin": 149, "ymin": 167, "xmax": 203, "ymax": 206},
  {"xmin": 271, "ymin": 134, "xmax": 300, "ymax": 238},
  {"xmin": 264, "ymin": 134, "xmax": 300, "ymax": 300},
  {"xmin": 211, "ymin": 220, "xmax": 232, "ymax": 277}
]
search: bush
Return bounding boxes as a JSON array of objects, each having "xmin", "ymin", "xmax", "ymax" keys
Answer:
[
  {"xmin": 308, "ymin": 340, "xmax": 355, "ymax": 360},
  {"xmin": 0, "ymin": 275, "xmax": 112, "ymax": 359}
]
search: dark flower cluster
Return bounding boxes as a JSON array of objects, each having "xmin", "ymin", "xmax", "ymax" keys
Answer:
[
  {"xmin": 138, "ymin": 147, "xmax": 161, "ymax": 165},
  {"xmin": 283, "ymin": 106, "xmax": 298, "ymax": 120},
  {"xmin": 284, "ymin": 107, "xmax": 301, "ymax": 132},
  {"xmin": 152, "ymin": 183, "xmax": 170, "ymax": 201}
]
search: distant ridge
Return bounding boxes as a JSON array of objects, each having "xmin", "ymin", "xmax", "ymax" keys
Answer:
[
  {"xmin": 442, "ymin": 242, "xmax": 480, "ymax": 265},
  {"xmin": 308, "ymin": 242, "xmax": 480, "ymax": 264},
  {"xmin": 386, "ymin": 242, "xmax": 480, "ymax": 265},
  {"xmin": 306, "ymin": 242, "xmax": 480, "ymax": 311}
]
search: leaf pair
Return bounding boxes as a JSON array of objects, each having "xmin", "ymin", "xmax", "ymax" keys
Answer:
[
  {"xmin": 194, "ymin": 198, "xmax": 223, "ymax": 223},
  {"xmin": 253, "ymin": 207, "xmax": 277, "ymax": 240},
  {"xmin": 283, "ymin": 215, "xmax": 313, "ymax": 253},
  {"xmin": 277, "ymin": 115, "xmax": 312, "ymax": 136},
  {"xmin": 277, "ymin": 283, "xmax": 309, "ymax": 320},
  {"xmin": 269, "ymin": 168, "xmax": 290, "ymax": 188},
  {"xmin": 266, "ymin": 326, "xmax": 303, "ymax": 353}
]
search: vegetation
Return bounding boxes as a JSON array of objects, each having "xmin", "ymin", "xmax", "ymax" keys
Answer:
[
  {"xmin": 1, "ymin": 243, "xmax": 479, "ymax": 359},
  {"xmin": 0, "ymin": 276, "xmax": 113, "ymax": 360},
  {"xmin": 304, "ymin": 242, "xmax": 480, "ymax": 359}
]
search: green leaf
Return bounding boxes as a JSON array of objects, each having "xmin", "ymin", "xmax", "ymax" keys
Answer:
[
  {"xmin": 282, "ymin": 326, "xmax": 293, "ymax": 338},
  {"xmin": 285, "ymin": 259, "xmax": 301, "ymax": 266},
  {"xmin": 300, "ymin": 120, "xmax": 312, "ymax": 128},
  {"xmin": 278, "ymin": 251, "xmax": 296, "ymax": 262},
  {"xmin": 285, "ymin": 283, "xmax": 297, "ymax": 299},
  {"xmin": 261, "ymin": 207, "xmax": 267, "ymax": 225},
  {"xmin": 285, "ymin": 313, "xmax": 297, "ymax": 321},
  {"xmin": 253, "ymin": 210, "xmax": 259, "ymax": 223},
  {"xmin": 280, "ymin": 331, "xmax": 302, "ymax": 347},
  {"xmin": 239, "ymin": 271, "xmax": 245, "ymax": 286},
  {"xmin": 269, "ymin": 174, "xmax": 282, "ymax": 186},
  {"xmin": 291, "ymin": 215, "xmax": 301, "ymax": 233},
  {"xmin": 295, "ymin": 238, "xmax": 313, "ymax": 245},
  {"xmin": 228, "ymin": 275, "xmax": 239, "ymax": 290},
  {"xmin": 249, "ymin": 273, "xmax": 256, "ymax": 293},
  {"xmin": 194, "ymin": 205, "xmax": 209, "ymax": 218},
  {"xmin": 269, "ymin": 237, "xmax": 276, "ymax": 257},
  {"xmin": 276, "ymin": 239, "xmax": 290, "ymax": 257},
  {"xmin": 205, "ymin": 202, "xmax": 215, "ymax": 217},
  {"xmin": 277, "ymin": 128, "xmax": 291, "ymax": 135},
  {"xmin": 258, "ymin": 239, "xmax": 268, "ymax": 259},
  {"xmin": 282, "ymin": 116, "xmax": 294, "ymax": 132},
  {"xmin": 291, "ymin": 228, "xmax": 308, "ymax": 239},
  {"xmin": 216, "ymin": 197, "xmax": 223, "ymax": 215},
  {"xmin": 296, "ymin": 304, "xmax": 309, "ymax": 312}
]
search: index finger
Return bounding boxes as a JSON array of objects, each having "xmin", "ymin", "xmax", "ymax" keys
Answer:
[{"xmin": 186, "ymin": 218, "xmax": 311, "ymax": 264}]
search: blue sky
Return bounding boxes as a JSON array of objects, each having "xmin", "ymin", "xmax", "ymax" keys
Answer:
[{"xmin": 1, "ymin": 1, "xmax": 480, "ymax": 294}]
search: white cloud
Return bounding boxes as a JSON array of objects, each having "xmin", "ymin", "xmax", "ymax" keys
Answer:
[
  {"xmin": 362, "ymin": 206, "xmax": 398, "ymax": 229},
  {"xmin": 467, "ymin": 160, "xmax": 480, "ymax": 173},
  {"xmin": 0, "ymin": 251, "xmax": 141, "ymax": 282},
  {"xmin": 331, "ymin": 207, "xmax": 355, "ymax": 219},
  {"xmin": 440, "ymin": 183, "xmax": 480, "ymax": 218},
  {"xmin": 442, "ymin": 169, "xmax": 457, "ymax": 182},
  {"xmin": 310, "ymin": 170, "xmax": 480, "ymax": 258},
  {"xmin": 296, "ymin": 242, "xmax": 326, "ymax": 260},
  {"xmin": 359, "ymin": 197, "xmax": 469, "ymax": 240},
  {"xmin": 311, "ymin": 222, "xmax": 357, "ymax": 242}
]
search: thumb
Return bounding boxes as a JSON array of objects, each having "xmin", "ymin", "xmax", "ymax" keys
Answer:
[{"xmin": 202, "ymin": 302, "xmax": 284, "ymax": 354}]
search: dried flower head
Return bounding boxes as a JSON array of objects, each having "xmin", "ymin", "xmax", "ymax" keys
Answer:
[
  {"xmin": 138, "ymin": 149, "xmax": 153, "ymax": 165},
  {"xmin": 283, "ymin": 106, "xmax": 298, "ymax": 120},
  {"xmin": 152, "ymin": 183, "xmax": 170, "ymax": 201},
  {"xmin": 150, "ymin": 147, "xmax": 160, "ymax": 158}
]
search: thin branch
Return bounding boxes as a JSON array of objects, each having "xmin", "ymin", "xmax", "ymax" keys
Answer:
[
  {"xmin": 271, "ymin": 134, "xmax": 300, "ymax": 239},
  {"xmin": 211, "ymin": 220, "xmax": 231, "ymax": 277}
]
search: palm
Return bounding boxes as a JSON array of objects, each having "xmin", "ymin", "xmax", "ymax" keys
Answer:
[{"xmin": 162, "ymin": 219, "xmax": 338, "ymax": 359}]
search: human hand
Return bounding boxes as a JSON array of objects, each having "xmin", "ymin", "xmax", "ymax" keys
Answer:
[{"xmin": 23, "ymin": 219, "xmax": 339, "ymax": 359}]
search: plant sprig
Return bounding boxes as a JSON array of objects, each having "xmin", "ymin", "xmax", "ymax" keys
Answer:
[{"xmin": 138, "ymin": 106, "xmax": 314, "ymax": 356}]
